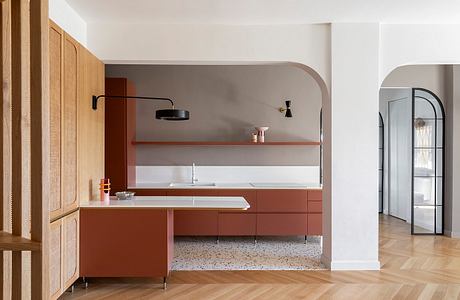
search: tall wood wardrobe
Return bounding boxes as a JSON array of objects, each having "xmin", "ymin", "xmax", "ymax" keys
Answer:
[{"xmin": 48, "ymin": 21, "xmax": 105, "ymax": 299}]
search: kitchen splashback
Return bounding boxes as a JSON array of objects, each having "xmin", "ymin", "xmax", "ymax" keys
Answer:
[{"xmin": 136, "ymin": 166, "xmax": 320, "ymax": 183}]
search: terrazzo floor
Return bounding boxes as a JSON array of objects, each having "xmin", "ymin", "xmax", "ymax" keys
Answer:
[{"xmin": 172, "ymin": 236, "xmax": 325, "ymax": 270}]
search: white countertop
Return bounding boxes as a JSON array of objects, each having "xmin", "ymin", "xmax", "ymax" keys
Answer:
[
  {"xmin": 80, "ymin": 196, "xmax": 250, "ymax": 210},
  {"xmin": 129, "ymin": 182, "xmax": 322, "ymax": 190}
]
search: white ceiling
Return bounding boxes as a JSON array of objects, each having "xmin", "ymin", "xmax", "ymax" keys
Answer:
[{"xmin": 65, "ymin": 0, "xmax": 460, "ymax": 24}]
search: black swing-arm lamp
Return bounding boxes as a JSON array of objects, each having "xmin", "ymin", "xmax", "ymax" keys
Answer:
[{"xmin": 92, "ymin": 95, "xmax": 190, "ymax": 121}]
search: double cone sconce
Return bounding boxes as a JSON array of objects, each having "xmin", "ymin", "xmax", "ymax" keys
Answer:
[
  {"xmin": 92, "ymin": 95, "xmax": 190, "ymax": 121},
  {"xmin": 279, "ymin": 100, "xmax": 293, "ymax": 118}
]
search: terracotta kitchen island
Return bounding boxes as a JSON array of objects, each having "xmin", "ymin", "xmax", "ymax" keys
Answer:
[{"xmin": 80, "ymin": 196, "xmax": 249, "ymax": 289}]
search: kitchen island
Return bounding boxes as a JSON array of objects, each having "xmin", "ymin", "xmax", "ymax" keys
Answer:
[{"xmin": 80, "ymin": 196, "xmax": 249, "ymax": 289}]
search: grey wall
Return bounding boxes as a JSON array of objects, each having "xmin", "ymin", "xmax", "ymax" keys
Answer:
[{"xmin": 105, "ymin": 64, "xmax": 322, "ymax": 166}]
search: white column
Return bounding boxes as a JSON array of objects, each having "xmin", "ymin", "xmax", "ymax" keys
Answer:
[
  {"xmin": 445, "ymin": 65, "xmax": 460, "ymax": 238},
  {"xmin": 322, "ymin": 23, "xmax": 380, "ymax": 270}
]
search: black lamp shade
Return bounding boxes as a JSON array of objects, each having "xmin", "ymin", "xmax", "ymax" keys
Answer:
[
  {"xmin": 285, "ymin": 109, "xmax": 293, "ymax": 118},
  {"xmin": 156, "ymin": 109, "xmax": 190, "ymax": 121}
]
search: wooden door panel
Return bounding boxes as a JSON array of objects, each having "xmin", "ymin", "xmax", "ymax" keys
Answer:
[
  {"xmin": 257, "ymin": 190, "xmax": 307, "ymax": 213},
  {"xmin": 63, "ymin": 211, "xmax": 79, "ymax": 290},
  {"xmin": 49, "ymin": 219, "xmax": 63, "ymax": 299},
  {"xmin": 257, "ymin": 213, "xmax": 307, "ymax": 235},
  {"xmin": 307, "ymin": 213, "xmax": 322, "ymax": 235},
  {"xmin": 62, "ymin": 34, "xmax": 78, "ymax": 212},
  {"xmin": 218, "ymin": 213, "xmax": 256, "ymax": 236},
  {"xmin": 49, "ymin": 24, "xmax": 63, "ymax": 218}
]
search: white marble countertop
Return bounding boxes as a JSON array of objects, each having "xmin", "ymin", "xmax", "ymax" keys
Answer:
[
  {"xmin": 129, "ymin": 182, "xmax": 322, "ymax": 190},
  {"xmin": 80, "ymin": 196, "xmax": 250, "ymax": 210}
]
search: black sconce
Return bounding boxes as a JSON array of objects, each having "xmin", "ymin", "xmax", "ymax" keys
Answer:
[
  {"xmin": 279, "ymin": 100, "xmax": 293, "ymax": 118},
  {"xmin": 92, "ymin": 95, "xmax": 190, "ymax": 121}
]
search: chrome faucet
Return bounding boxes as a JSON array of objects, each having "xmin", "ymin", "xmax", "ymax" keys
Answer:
[{"xmin": 192, "ymin": 163, "xmax": 198, "ymax": 183}]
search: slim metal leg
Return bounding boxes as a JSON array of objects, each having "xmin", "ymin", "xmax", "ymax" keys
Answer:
[
  {"xmin": 82, "ymin": 277, "xmax": 89, "ymax": 289},
  {"xmin": 305, "ymin": 235, "xmax": 307, "ymax": 244},
  {"xmin": 254, "ymin": 235, "xmax": 257, "ymax": 244},
  {"xmin": 216, "ymin": 236, "xmax": 219, "ymax": 244},
  {"xmin": 163, "ymin": 277, "xmax": 167, "ymax": 290}
]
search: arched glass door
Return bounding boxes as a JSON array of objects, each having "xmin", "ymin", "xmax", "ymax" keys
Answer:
[
  {"xmin": 379, "ymin": 113, "xmax": 384, "ymax": 213},
  {"xmin": 412, "ymin": 88, "xmax": 445, "ymax": 235}
]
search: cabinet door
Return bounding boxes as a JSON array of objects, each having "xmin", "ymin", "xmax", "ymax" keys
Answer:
[
  {"xmin": 62, "ymin": 34, "xmax": 79, "ymax": 213},
  {"xmin": 257, "ymin": 190, "xmax": 308, "ymax": 213},
  {"xmin": 219, "ymin": 213, "xmax": 256, "ymax": 236},
  {"xmin": 307, "ymin": 213, "xmax": 322, "ymax": 235},
  {"xmin": 63, "ymin": 211, "xmax": 79, "ymax": 291},
  {"xmin": 49, "ymin": 22, "xmax": 63, "ymax": 219},
  {"xmin": 257, "ymin": 213, "xmax": 307, "ymax": 236},
  {"xmin": 49, "ymin": 219, "xmax": 63, "ymax": 300}
]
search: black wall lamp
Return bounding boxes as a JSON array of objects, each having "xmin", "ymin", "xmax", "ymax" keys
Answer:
[
  {"xmin": 92, "ymin": 95, "xmax": 190, "ymax": 121},
  {"xmin": 279, "ymin": 100, "xmax": 293, "ymax": 118}
]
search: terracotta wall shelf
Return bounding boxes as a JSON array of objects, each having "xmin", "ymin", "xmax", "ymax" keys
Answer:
[{"xmin": 132, "ymin": 141, "xmax": 320, "ymax": 146}]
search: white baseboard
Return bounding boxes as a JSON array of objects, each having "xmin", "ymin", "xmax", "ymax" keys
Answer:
[
  {"xmin": 321, "ymin": 255, "xmax": 380, "ymax": 270},
  {"xmin": 444, "ymin": 230, "xmax": 460, "ymax": 238}
]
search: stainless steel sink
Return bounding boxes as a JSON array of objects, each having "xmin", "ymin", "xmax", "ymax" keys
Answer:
[{"xmin": 169, "ymin": 182, "xmax": 216, "ymax": 187}]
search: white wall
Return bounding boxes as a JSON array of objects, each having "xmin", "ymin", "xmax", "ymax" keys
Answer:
[
  {"xmin": 49, "ymin": 0, "xmax": 87, "ymax": 46},
  {"xmin": 324, "ymin": 23, "xmax": 380, "ymax": 270}
]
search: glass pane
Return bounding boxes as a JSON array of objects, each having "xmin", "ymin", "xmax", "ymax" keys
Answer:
[
  {"xmin": 414, "ymin": 89, "xmax": 444, "ymax": 119},
  {"xmin": 436, "ymin": 149, "xmax": 443, "ymax": 177},
  {"xmin": 379, "ymin": 150, "xmax": 383, "ymax": 167},
  {"xmin": 414, "ymin": 119, "xmax": 436, "ymax": 148},
  {"xmin": 414, "ymin": 98, "xmax": 435, "ymax": 119},
  {"xmin": 413, "ymin": 205, "xmax": 435, "ymax": 234},
  {"xmin": 414, "ymin": 177, "xmax": 435, "ymax": 205},
  {"xmin": 414, "ymin": 149, "xmax": 434, "ymax": 176},
  {"xmin": 436, "ymin": 206, "xmax": 443, "ymax": 234},
  {"xmin": 436, "ymin": 177, "xmax": 443, "ymax": 205},
  {"xmin": 437, "ymin": 119, "xmax": 443, "ymax": 147},
  {"xmin": 379, "ymin": 170, "xmax": 383, "ymax": 191}
]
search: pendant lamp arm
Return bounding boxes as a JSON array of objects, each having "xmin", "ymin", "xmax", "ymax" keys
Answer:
[{"xmin": 92, "ymin": 95, "xmax": 175, "ymax": 110}]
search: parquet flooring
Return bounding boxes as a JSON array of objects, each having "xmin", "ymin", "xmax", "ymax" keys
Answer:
[{"xmin": 60, "ymin": 215, "xmax": 460, "ymax": 299}]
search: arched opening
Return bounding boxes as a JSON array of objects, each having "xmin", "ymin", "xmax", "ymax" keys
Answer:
[{"xmin": 379, "ymin": 66, "xmax": 446, "ymax": 236}]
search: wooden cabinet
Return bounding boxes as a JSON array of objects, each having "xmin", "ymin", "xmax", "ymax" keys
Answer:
[
  {"xmin": 307, "ymin": 190, "xmax": 322, "ymax": 235},
  {"xmin": 49, "ymin": 211, "xmax": 79, "ymax": 300},
  {"xmin": 105, "ymin": 78, "xmax": 137, "ymax": 194},
  {"xmin": 49, "ymin": 21, "xmax": 79, "ymax": 219}
]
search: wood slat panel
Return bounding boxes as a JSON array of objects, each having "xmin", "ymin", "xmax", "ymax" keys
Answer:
[
  {"xmin": 0, "ymin": 231, "xmax": 41, "ymax": 251},
  {"xmin": 30, "ymin": 0, "xmax": 50, "ymax": 297},
  {"xmin": 0, "ymin": 0, "xmax": 12, "ymax": 298}
]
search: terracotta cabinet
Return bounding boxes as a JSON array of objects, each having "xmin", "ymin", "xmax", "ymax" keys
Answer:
[
  {"xmin": 105, "ymin": 78, "xmax": 137, "ymax": 194},
  {"xmin": 49, "ymin": 211, "xmax": 79, "ymax": 300},
  {"xmin": 49, "ymin": 22, "xmax": 79, "ymax": 220},
  {"xmin": 257, "ymin": 189, "xmax": 308, "ymax": 213},
  {"xmin": 257, "ymin": 213, "xmax": 307, "ymax": 236},
  {"xmin": 219, "ymin": 213, "xmax": 256, "ymax": 236}
]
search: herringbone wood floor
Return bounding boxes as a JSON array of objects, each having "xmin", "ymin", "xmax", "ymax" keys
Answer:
[{"xmin": 61, "ymin": 215, "xmax": 460, "ymax": 299}]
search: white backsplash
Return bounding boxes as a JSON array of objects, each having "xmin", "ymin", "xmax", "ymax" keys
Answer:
[{"xmin": 136, "ymin": 166, "xmax": 320, "ymax": 184}]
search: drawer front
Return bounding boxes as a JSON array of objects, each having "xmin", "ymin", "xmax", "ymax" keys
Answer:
[
  {"xmin": 307, "ymin": 201, "xmax": 322, "ymax": 213},
  {"xmin": 218, "ymin": 213, "xmax": 256, "ymax": 236},
  {"xmin": 174, "ymin": 211, "xmax": 218, "ymax": 236},
  {"xmin": 167, "ymin": 189, "xmax": 221, "ymax": 197},
  {"xmin": 307, "ymin": 213, "xmax": 322, "ymax": 235},
  {"xmin": 257, "ymin": 190, "xmax": 307, "ymax": 213},
  {"xmin": 308, "ymin": 190, "xmax": 322, "ymax": 201},
  {"xmin": 219, "ymin": 189, "xmax": 257, "ymax": 212},
  {"xmin": 257, "ymin": 213, "xmax": 307, "ymax": 236}
]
